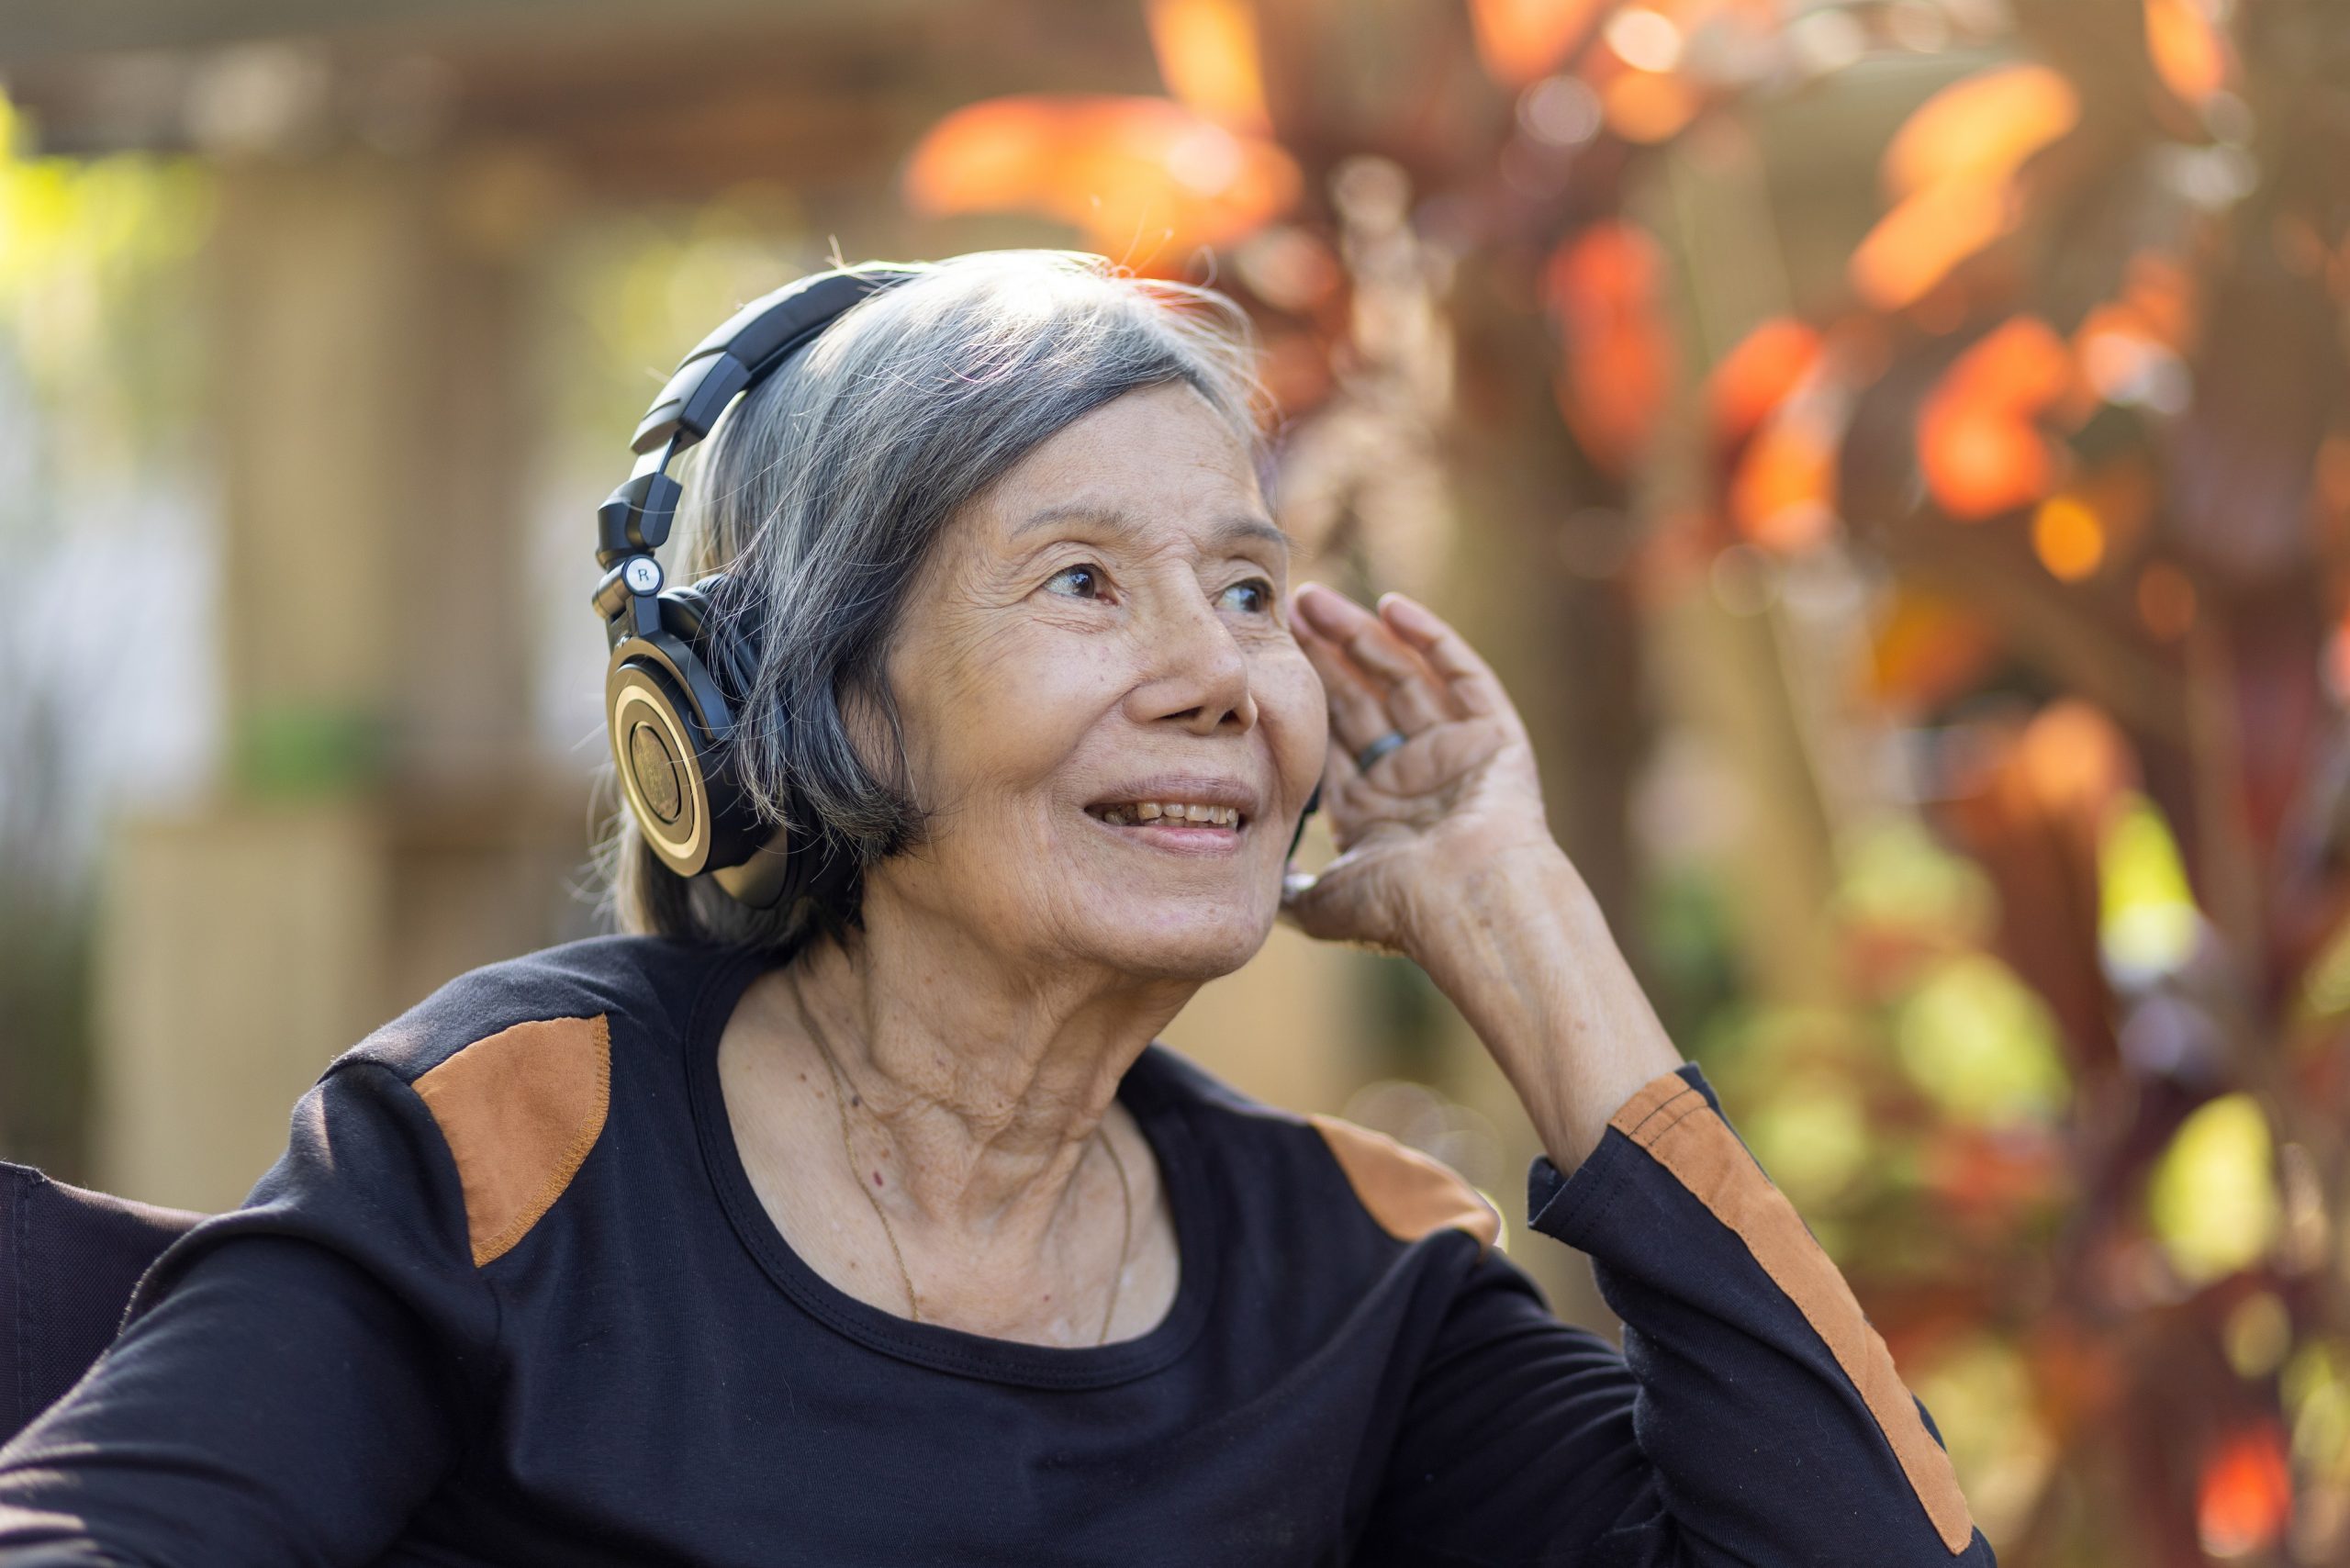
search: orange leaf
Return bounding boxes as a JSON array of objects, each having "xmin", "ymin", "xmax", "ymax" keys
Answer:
[
  {"xmin": 2070, "ymin": 252, "xmax": 2198, "ymax": 414},
  {"xmin": 2032, "ymin": 493, "xmax": 2105, "ymax": 580},
  {"xmin": 1882, "ymin": 64, "xmax": 2080, "ymax": 198},
  {"xmin": 1147, "ymin": 0, "xmax": 1270, "ymax": 134},
  {"xmin": 1469, "ymin": 0, "xmax": 1606, "ymax": 86},
  {"xmin": 2146, "ymin": 0, "xmax": 2228, "ymax": 106},
  {"xmin": 1958, "ymin": 314, "xmax": 2076, "ymax": 412},
  {"xmin": 1708, "ymin": 317, "xmax": 1821, "ymax": 449},
  {"xmin": 1543, "ymin": 221, "xmax": 1672, "ymax": 475},
  {"xmin": 2198, "ymin": 1423, "xmax": 2292, "ymax": 1558},
  {"xmin": 1729, "ymin": 417, "xmax": 1838, "ymax": 552},
  {"xmin": 1866, "ymin": 588, "xmax": 1999, "ymax": 711},
  {"xmin": 1603, "ymin": 66, "xmax": 1701, "ymax": 144},
  {"xmin": 1851, "ymin": 173, "xmax": 2016, "ymax": 312},
  {"xmin": 1854, "ymin": 65, "xmax": 2079, "ymax": 310},
  {"xmin": 2014, "ymin": 700, "xmax": 2134, "ymax": 823},
  {"xmin": 1923, "ymin": 410, "xmax": 2054, "ymax": 519},
  {"xmin": 1918, "ymin": 318, "xmax": 2074, "ymax": 520},
  {"xmin": 903, "ymin": 95, "xmax": 1301, "ymax": 258}
]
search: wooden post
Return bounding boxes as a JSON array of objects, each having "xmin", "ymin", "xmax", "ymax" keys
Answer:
[{"xmin": 93, "ymin": 149, "xmax": 565, "ymax": 1209}]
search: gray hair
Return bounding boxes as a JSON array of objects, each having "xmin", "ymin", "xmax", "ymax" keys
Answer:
[{"xmin": 602, "ymin": 249, "xmax": 1276, "ymax": 955}]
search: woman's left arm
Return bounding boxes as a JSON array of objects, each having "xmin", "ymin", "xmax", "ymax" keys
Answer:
[
  {"xmin": 1282, "ymin": 584, "xmax": 1994, "ymax": 1567},
  {"xmin": 1371, "ymin": 854, "xmax": 1991, "ymax": 1566}
]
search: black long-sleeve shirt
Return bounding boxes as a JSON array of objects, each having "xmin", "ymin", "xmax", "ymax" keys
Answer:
[{"xmin": 0, "ymin": 934, "xmax": 1992, "ymax": 1565}]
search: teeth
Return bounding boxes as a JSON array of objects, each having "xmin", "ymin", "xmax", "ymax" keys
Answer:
[{"xmin": 1095, "ymin": 801, "xmax": 1240, "ymax": 827}]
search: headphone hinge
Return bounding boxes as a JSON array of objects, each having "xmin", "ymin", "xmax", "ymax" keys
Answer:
[
  {"xmin": 595, "ymin": 449, "xmax": 685, "ymax": 567},
  {"xmin": 591, "ymin": 565, "xmax": 666, "ymax": 647}
]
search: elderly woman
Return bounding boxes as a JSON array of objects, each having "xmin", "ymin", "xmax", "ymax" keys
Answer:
[{"xmin": 0, "ymin": 251, "xmax": 1988, "ymax": 1566}]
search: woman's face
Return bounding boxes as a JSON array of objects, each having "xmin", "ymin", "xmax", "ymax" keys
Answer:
[{"xmin": 863, "ymin": 380, "xmax": 1326, "ymax": 982}]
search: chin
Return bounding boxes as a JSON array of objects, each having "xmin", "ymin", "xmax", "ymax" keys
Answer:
[{"xmin": 1085, "ymin": 898, "xmax": 1274, "ymax": 983}]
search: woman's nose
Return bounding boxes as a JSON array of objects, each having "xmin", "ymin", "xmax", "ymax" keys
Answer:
[{"xmin": 1132, "ymin": 588, "xmax": 1258, "ymax": 735}]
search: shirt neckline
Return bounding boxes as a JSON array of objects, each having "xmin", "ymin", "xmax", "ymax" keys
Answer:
[{"xmin": 683, "ymin": 941, "xmax": 1221, "ymax": 1390}]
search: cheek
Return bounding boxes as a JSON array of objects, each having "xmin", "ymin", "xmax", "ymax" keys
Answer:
[
  {"xmin": 902, "ymin": 620, "xmax": 1122, "ymax": 810},
  {"xmin": 1263, "ymin": 643, "xmax": 1330, "ymax": 790}
]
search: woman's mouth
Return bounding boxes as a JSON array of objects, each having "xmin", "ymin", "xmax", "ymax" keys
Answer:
[
  {"xmin": 1085, "ymin": 800, "xmax": 1246, "ymax": 829},
  {"xmin": 1081, "ymin": 800, "xmax": 1249, "ymax": 855}
]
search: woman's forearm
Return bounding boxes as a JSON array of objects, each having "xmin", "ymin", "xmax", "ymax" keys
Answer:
[
  {"xmin": 1388, "ymin": 842, "xmax": 1992, "ymax": 1564},
  {"xmin": 1404, "ymin": 837, "xmax": 1685, "ymax": 1174}
]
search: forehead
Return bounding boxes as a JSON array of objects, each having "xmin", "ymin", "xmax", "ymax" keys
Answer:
[{"xmin": 969, "ymin": 383, "xmax": 1272, "ymax": 542}]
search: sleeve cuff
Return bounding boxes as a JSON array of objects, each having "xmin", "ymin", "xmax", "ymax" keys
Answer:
[{"xmin": 1525, "ymin": 1060, "xmax": 1718, "ymax": 1244}]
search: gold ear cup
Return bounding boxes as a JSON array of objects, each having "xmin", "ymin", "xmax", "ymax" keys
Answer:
[
  {"xmin": 627, "ymin": 721, "xmax": 684, "ymax": 823},
  {"xmin": 610, "ymin": 667, "xmax": 711, "ymax": 874}
]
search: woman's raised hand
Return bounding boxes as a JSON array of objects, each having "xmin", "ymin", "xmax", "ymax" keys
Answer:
[{"xmin": 1279, "ymin": 582, "xmax": 1570, "ymax": 959}]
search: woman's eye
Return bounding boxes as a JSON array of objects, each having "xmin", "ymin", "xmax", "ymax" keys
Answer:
[
  {"xmin": 1221, "ymin": 577, "xmax": 1275, "ymax": 614},
  {"xmin": 1045, "ymin": 563, "xmax": 1106, "ymax": 599}
]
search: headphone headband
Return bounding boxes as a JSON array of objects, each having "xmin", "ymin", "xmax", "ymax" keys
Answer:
[
  {"xmin": 594, "ymin": 266, "xmax": 924, "ymax": 590},
  {"xmin": 627, "ymin": 268, "xmax": 912, "ymax": 457}
]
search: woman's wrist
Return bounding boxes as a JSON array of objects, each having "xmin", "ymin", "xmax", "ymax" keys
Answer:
[{"xmin": 1404, "ymin": 834, "xmax": 1685, "ymax": 1174}]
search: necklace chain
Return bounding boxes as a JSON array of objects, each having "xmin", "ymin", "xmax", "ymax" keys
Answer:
[{"xmin": 789, "ymin": 980, "xmax": 1134, "ymax": 1345}]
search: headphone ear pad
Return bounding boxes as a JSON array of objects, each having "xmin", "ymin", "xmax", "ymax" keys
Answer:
[
  {"xmin": 658, "ymin": 576, "xmax": 777, "ymax": 856},
  {"xmin": 662, "ymin": 572, "xmax": 763, "ymax": 709}
]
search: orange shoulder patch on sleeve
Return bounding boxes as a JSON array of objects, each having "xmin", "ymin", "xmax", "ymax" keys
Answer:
[
  {"xmin": 1609, "ymin": 1070, "xmax": 1978, "ymax": 1555},
  {"xmin": 1308, "ymin": 1114, "xmax": 1500, "ymax": 1256},
  {"xmin": 413, "ymin": 1014, "xmax": 611, "ymax": 1267}
]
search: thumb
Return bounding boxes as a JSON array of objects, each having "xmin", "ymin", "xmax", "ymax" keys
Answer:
[{"xmin": 1278, "ymin": 866, "xmax": 1345, "ymax": 942}]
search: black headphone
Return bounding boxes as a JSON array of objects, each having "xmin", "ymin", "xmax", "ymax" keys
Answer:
[{"xmin": 594, "ymin": 262, "xmax": 1320, "ymax": 912}]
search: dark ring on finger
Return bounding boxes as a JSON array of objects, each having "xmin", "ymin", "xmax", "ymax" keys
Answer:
[{"xmin": 1354, "ymin": 729, "xmax": 1408, "ymax": 773}]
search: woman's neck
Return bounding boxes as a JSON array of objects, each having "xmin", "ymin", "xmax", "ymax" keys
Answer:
[{"xmin": 767, "ymin": 910, "xmax": 1197, "ymax": 1246}]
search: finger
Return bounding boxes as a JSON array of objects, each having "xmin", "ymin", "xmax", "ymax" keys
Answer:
[
  {"xmin": 1276, "ymin": 868, "xmax": 1316, "ymax": 933},
  {"xmin": 1293, "ymin": 611, "xmax": 1401, "ymax": 760},
  {"xmin": 1347, "ymin": 635, "xmax": 1454, "ymax": 734},
  {"xmin": 1295, "ymin": 583, "xmax": 1459, "ymax": 731},
  {"xmin": 1374, "ymin": 592, "xmax": 1509, "ymax": 720},
  {"xmin": 1277, "ymin": 866, "xmax": 1348, "ymax": 943},
  {"xmin": 1297, "ymin": 620, "xmax": 1443, "ymax": 756}
]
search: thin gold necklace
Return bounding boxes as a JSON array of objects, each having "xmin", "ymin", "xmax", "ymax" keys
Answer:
[{"xmin": 789, "ymin": 980, "xmax": 1134, "ymax": 1345}]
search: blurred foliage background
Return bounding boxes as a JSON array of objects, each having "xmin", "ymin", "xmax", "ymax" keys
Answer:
[{"xmin": 3, "ymin": 0, "xmax": 2345, "ymax": 1562}]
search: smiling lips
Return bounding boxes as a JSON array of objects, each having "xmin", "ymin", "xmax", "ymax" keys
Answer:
[{"xmin": 1089, "ymin": 801, "xmax": 1245, "ymax": 829}]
